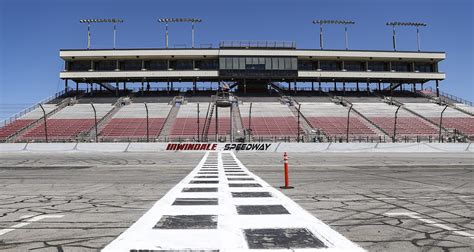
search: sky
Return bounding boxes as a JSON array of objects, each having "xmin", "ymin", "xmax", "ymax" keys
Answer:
[{"xmin": 0, "ymin": 0, "xmax": 473, "ymax": 120}]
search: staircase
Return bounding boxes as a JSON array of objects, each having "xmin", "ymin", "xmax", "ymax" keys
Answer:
[
  {"xmin": 232, "ymin": 102, "xmax": 245, "ymax": 141},
  {"xmin": 80, "ymin": 97, "xmax": 129, "ymax": 141},
  {"xmin": 333, "ymin": 96, "xmax": 391, "ymax": 139},
  {"xmin": 390, "ymin": 98, "xmax": 469, "ymax": 141},
  {"xmin": 202, "ymin": 98, "xmax": 216, "ymax": 141},
  {"xmin": 157, "ymin": 100, "xmax": 181, "ymax": 141},
  {"xmin": 98, "ymin": 83, "xmax": 118, "ymax": 93},
  {"xmin": 7, "ymin": 97, "xmax": 77, "ymax": 142}
]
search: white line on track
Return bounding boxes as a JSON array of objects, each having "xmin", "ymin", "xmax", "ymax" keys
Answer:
[
  {"xmin": 385, "ymin": 212, "xmax": 474, "ymax": 239},
  {"xmin": 103, "ymin": 151, "xmax": 364, "ymax": 251},
  {"xmin": 0, "ymin": 214, "xmax": 64, "ymax": 237}
]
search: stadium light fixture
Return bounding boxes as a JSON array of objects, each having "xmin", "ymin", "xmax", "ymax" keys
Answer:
[
  {"xmin": 313, "ymin": 20, "xmax": 355, "ymax": 50},
  {"xmin": 157, "ymin": 18, "xmax": 202, "ymax": 48},
  {"xmin": 386, "ymin": 21, "xmax": 427, "ymax": 51},
  {"xmin": 80, "ymin": 19, "xmax": 124, "ymax": 49}
]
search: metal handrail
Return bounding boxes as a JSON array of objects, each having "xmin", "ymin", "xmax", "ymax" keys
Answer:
[
  {"xmin": 1, "ymin": 88, "xmax": 72, "ymax": 127},
  {"xmin": 424, "ymin": 87, "xmax": 473, "ymax": 106}
]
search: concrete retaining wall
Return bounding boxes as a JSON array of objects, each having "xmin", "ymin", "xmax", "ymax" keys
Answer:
[{"xmin": 0, "ymin": 142, "xmax": 472, "ymax": 153}]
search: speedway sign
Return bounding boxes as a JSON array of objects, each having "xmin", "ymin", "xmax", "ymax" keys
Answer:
[{"xmin": 166, "ymin": 143, "xmax": 274, "ymax": 152}]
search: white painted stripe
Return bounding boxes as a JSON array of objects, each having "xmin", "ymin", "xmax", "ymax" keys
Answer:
[
  {"xmin": 0, "ymin": 214, "xmax": 64, "ymax": 237},
  {"xmin": 385, "ymin": 212, "xmax": 474, "ymax": 240},
  {"xmin": 102, "ymin": 151, "xmax": 364, "ymax": 251}
]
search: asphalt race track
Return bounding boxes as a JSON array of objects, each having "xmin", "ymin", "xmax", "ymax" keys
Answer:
[{"xmin": 0, "ymin": 151, "xmax": 472, "ymax": 251}]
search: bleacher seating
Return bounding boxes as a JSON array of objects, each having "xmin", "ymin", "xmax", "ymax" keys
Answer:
[
  {"xmin": 239, "ymin": 102, "xmax": 299, "ymax": 136},
  {"xmin": 353, "ymin": 103, "xmax": 437, "ymax": 136},
  {"xmin": 299, "ymin": 103, "xmax": 376, "ymax": 137},
  {"xmin": 19, "ymin": 104, "xmax": 112, "ymax": 141},
  {"xmin": 0, "ymin": 104, "xmax": 57, "ymax": 140},
  {"xmin": 100, "ymin": 103, "xmax": 172, "ymax": 140},
  {"xmin": 403, "ymin": 103, "xmax": 474, "ymax": 137}
]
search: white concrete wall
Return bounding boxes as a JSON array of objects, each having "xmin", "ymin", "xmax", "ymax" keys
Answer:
[{"xmin": 1, "ymin": 142, "xmax": 471, "ymax": 153}]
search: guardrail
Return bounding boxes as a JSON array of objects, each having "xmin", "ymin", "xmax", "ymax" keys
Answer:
[
  {"xmin": 424, "ymin": 87, "xmax": 473, "ymax": 106},
  {"xmin": 0, "ymin": 88, "xmax": 72, "ymax": 127},
  {"xmin": 220, "ymin": 40, "xmax": 296, "ymax": 49}
]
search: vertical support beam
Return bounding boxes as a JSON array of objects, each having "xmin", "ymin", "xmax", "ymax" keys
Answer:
[
  {"xmin": 141, "ymin": 80, "xmax": 144, "ymax": 95},
  {"xmin": 318, "ymin": 80, "xmax": 321, "ymax": 92},
  {"xmin": 144, "ymin": 103, "xmax": 149, "ymax": 142},
  {"xmin": 311, "ymin": 81, "xmax": 314, "ymax": 92},
  {"xmin": 76, "ymin": 81, "xmax": 79, "ymax": 92},
  {"xmin": 197, "ymin": 103, "xmax": 200, "ymax": 142},
  {"xmin": 215, "ymin": 102, "xmax": 219, "ymax": 141},
  {"xmin": 65, "ymin": 79, "xmax": 69, "ymax": 93},
  {"xmin": 334, "ymin": 80, "xmax": 337, "ymax": 92},
  {"xmin": 378, "ymin": 81, "xmax": 381, "ymax": 91},
  {"xmin": 244, "ymin": 79, "xmax": 247, "ymax": 94},
  {"xmin": 436, "ymin": 80, "xmax": 440, "ymax": 97},
  {"xmin": 115, "ymin": 81, "xmax": 119, "ymax": 96},
  {"xmin": 193, "ymin": 79, "xmax": 197, "ymax": 94},
  {"xmin": 342, "ymin": 81, "xmax": 346, "ymax": 95},
  {"xmin": 356, "ymin": 82, "xmax": 359, "ymax": 92}
]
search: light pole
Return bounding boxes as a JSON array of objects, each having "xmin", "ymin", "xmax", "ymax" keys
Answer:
[
  {"xmin": 313, "ymin": 20, "xmax": 355, "ymax": 50},
  {"xmin": 197, "ymin": 103, "xmax": 200, "ymax": 142},
  {"xmin": 157, "ymin": 18, "xmax": 202, "ymax": 48},
  {"xmin": 38, "ymin": 104, "xmax": 48, "ymax": 142},
  {"xmin": 90, "ymin": 103, "xmax": 98, "ymax": 142},
  {"xmin": 386, "ymin": 21, "xmax": 427, "ymax": 51},
  {"xmin": 346, "ymin": 104, "xmax": 353, "ymax": 143},
  {"xmin": 144, "ymin": 103, "xmax": 149, "ymax": 142},
  {"xmin": 439, "ymin": 105, "xmax": 449, "ymax": 142},
  {"xmin": 297, "ymin": 104, "xmax": 301, "ymax": 142},
  {"xmin": 80, "ymin": 19, "xmax": 124, "ymax": 49},
  {"xmin": 393, "ymin": 105, "xmax": 402, "ymax": 143}
]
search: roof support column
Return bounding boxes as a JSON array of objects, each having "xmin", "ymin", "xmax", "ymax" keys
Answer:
[{"xmin": 436, "ymin": 80, "xmax": 440, "ymax": 97}]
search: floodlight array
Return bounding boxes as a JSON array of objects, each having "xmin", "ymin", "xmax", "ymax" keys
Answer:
[
  {"xmin": 80, "ymin": 19, "xmax": 123, "ymax": 23},
  {"xmin": 157, "ymin": 18, "xmax": 202, "ymax": 23},
  {"xmin": 313, "ymin": 20, "xmax": 355, "ymax": 25},
  {"xmin": 386, "ymin": 21, "xmax": 426, "ymax": 27}
]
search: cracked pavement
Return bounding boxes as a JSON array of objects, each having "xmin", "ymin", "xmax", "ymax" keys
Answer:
[{"xmin": 0, "ymin": 151, "xmax": 472, "ymax": 251}]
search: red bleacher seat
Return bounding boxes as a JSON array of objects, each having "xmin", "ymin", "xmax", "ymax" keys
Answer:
[
  {"xmin": 100, "ymin": 118, "xmax": 166, "ymax": 139},
  {"xmin": 370, "ymin": 117, "xmax": 437, "ymax": 136},
  {"xmin": 0, "ymin": 119, "xmax": 35, "ymax": 139},
  {"xmin": 429, "ymin": 117, "xmax": 474, "ymax": 136},
  {"xmin": 307, "ymin": 117, "xmax": 376, "ymax": 137},
  {"xmin": 242, "ymin": 117, "xmax": 298, "ymax": 136},
  {"xmin": 19, "ymin": 119, "xmax": 95, "ymax": 141},
  {"xmin": 170, "ymin": 118, "xmax": 231, "ymax": 137}
]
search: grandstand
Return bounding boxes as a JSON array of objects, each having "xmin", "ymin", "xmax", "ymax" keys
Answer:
[{"xmin": 1, "ymin": 40, "xmax": 473, "ymax": 143}]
